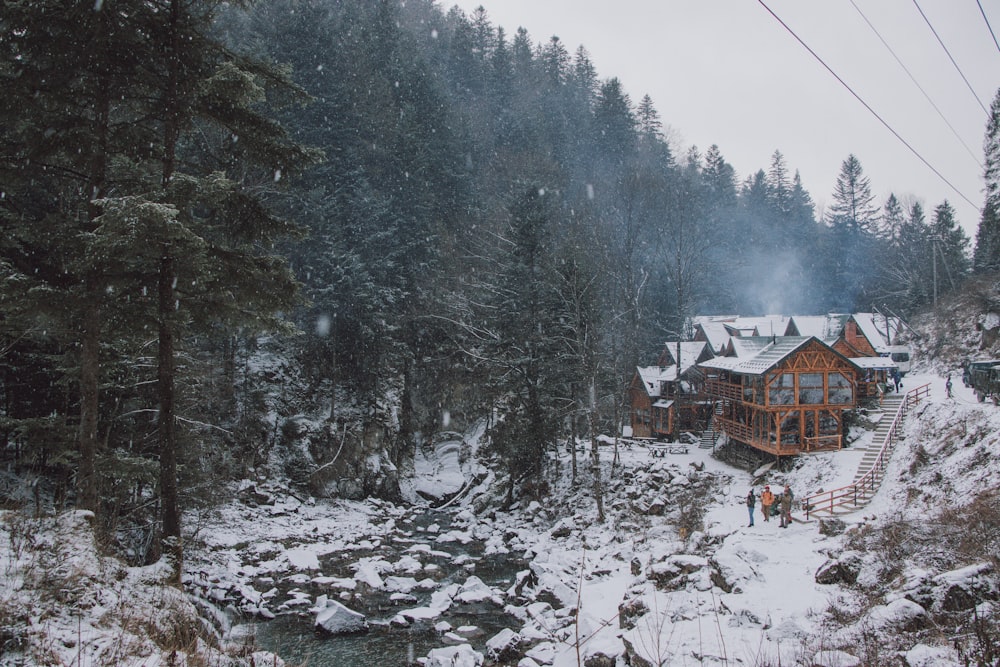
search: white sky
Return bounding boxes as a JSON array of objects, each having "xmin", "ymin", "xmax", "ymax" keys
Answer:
[{"xmin": 446, "ymin": 0, "xmax": 1000, "ymax": 238}]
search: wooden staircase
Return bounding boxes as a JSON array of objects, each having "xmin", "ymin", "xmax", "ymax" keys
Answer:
[
  {"xmin": 802, "ymin": 385, "xmax": 929, "ymax": 519},
  {"xmin": 699, "ymin": 402, "xmax": 725, "ymax": 449},
  {"xmin": 852, "ymin": 394, "xmax": 904, "ymax": 487}
]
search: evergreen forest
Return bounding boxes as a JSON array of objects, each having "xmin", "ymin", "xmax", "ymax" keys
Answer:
[{"xmin": 2, "ymin": 0, "xmax": 999, "ymax": 573}]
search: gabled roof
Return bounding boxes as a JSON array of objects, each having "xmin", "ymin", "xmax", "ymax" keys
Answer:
[
  {"xmin": 700, "ymin": 336, "xmax": 842, "ymax": 376},
  {"xmin": 724, "ymin": 316, "xmax": 789, "ymax": 338},
  {"xmin": 694, "ymin": 321, "xmax": 732, "ymax": 354},
  {"xmin": 726, "ymin": 336, "xmax": 776, "ymax": 358},
  {"xmin": 851, "ymin": 312, "xmax": 903, "ymax": 353},
  {"xmin": 658, "ymin": 341, "xmax": 712, "ymax": 371},
  {"xmin": 635, "ymin": 366, "xmax": 673, "ymax": 398},
  {"xmin": 785, "ymin": 314, "xmax": 848, "ymax": 341}
]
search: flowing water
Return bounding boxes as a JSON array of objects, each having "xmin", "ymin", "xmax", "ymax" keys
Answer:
[{"xmin": 249, "ymin": 511, "xmax": 525, "ymax": 666}]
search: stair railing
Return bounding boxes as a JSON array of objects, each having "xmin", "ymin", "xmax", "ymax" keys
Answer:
[{"xmin": 802, "ymin": 383, "xmax": 929, "ymax": 519}]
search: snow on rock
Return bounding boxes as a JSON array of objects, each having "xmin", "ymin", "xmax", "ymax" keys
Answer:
[
  {"xmin": 455, "ymin": 575, "xmax": 500, "ymax": 604},
  {"xmin": 352, "ymin": 559, "xmax": 387, "ymax": 590},
  {"xmin": 485, "ymin": 627, "xmax": 522, "ymax": 662},
  {"xmin": 903, "ymin": 643, "xmax": 963, "ymax": 667},
  {"xmin": 709, "ymin": 543, "xmax": 765, "ymax": 592},
  {"xmin": 424, "ymin": 644, "xmax": 484, "ymax": 667},
  {"xmin": 385, "ymin": 575, "xmax": 419, "ymax": 593},
  {"xmin": 647, "ymin": 553, "xmax": 709, "ymax": 590},
  {"xmin": 811, "ymin": 649, "xmax": 861, "ymax": 667},
  {"xmin": 861, "ymin": 598, "xmax": 928, "ymax": 632},
  {"xmin": 393, "ymin": 554, "xmax": 424, "ymax": 573},
  {"xmin": 285, "ymin": 547, "xmax": 320, "ymax": 570},
  {"xmin": 314, "ymin": 598, "xmax": 368, "ymax": 635},
  {"xmin": 525, "ymin": 641, "xmax": 557, "ymax": 665}
]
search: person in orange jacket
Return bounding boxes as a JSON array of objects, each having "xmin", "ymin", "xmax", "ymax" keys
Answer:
[{"xmin": 760, "ymin": 485, "xmax": 775, "ymax": 522}]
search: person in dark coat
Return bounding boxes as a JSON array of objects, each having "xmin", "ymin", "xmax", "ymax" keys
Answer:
[
  {"xmin": 746, "ymin": 488, "xmax": 756, "ymax": 527},
  {"xmin": 779, "ymin": 484, "xmax": 794, "ymax": 528}
]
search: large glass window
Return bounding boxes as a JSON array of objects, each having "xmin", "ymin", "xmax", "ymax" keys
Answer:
[
  {"xmin": 768, "ymin": 373, "xmax": 795, "ymax": 405},
  {"xmin": 799, "ymin": 373, "xmax": 824, "ymax": 404},
  {"xmin": 828, "ymin": 372, "xmax": 853, "ymax": 404}
]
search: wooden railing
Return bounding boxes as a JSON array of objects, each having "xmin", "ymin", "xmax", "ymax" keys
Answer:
[
  {"xmin": 802, "ymin": 434, "xmax": 842, "ymax": 452},
  {"xmin": 802, "ymin": 383, "xmax": 930, "ymax": 519}
]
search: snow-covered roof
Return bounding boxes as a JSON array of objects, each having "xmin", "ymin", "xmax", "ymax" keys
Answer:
[
  {"xmin": 785, "ymin": 314, "xmax": 847, "ymax": 341},
  {"xmin": 728, "ymin": 336, "xmax": 775, "ymax": 358},
  {"xmin": 636, "ymin": 366, "xmax": 673, "ymax": 397},
  {"xmin": 852, "ymin": 312, "xmax": 903, "ymax": 352},
  {"xmin": 695, "ymin": 321, "xmax": 732, "ymax": 353},
  {"xmin": 725, "ymin": 316, "xmax": 789, "ymax": 338},
  {"xmin": 699, "ymin": 336, "xmax": 818, "ymax": 376},
  {"xmin": 660, "ymin": 341, "xmax": 710, "ymax": 372},
  {"xmin": 850, "ymin": 357, "xmax": 898, "ymax": 370},
  {"xmin": 652, "ymin": 399, "xmax": 674, "ymax": 409}
]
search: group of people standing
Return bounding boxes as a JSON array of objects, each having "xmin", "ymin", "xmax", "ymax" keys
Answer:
[{"xmin": 746, "ymin": 484, "xmax": 794, "ymax": 528}]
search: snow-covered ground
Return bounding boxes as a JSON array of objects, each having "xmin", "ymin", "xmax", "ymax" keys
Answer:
[{"xmin": 2, "ymin": 369, "xmax": 997, "ymax": 666}]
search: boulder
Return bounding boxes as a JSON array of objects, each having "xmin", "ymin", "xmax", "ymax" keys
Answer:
[
  {"xmin": 818, "ymin": 518, "xmax": 847, "ymax": 536},
  {"xmin": 618, "ymin": 595, "xmax": 648, "ymax": 630},
  {"xmin": 934, "ymin": 563, "xmax": 996, "ymax": 612},
  {"xmin": 583, "ymin": 653, "xmax": 616, "ymax": 667},
  {"xmin": 811, "ymin": 649, "xmax": 860, "ymax": 667},
  {"xmin": 864, "ymin": 598, "xmax": 929, "ymax": 632},
  {"xmin": 425, "ymin": 644, "xmax": 484, "ymax": 667},
  {"xmin": 485, "ymin": 627, "xmax": 522, "ymax": 662},
  {"xmin": 314, "ymin": 600, "xmax": 368, "ymax": 635},
  {"xmin": 815, "ymin": 553, "xmax": 861, "ymax": 586}
]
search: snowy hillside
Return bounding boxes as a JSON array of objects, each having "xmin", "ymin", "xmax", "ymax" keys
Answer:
[
  {"xmin": 3, "ymin": 284, "xmax": 1000, "ymax": 667},
  {"xmin": 4, "ymin": 369, "xmax": 995, "ymax": 666}
]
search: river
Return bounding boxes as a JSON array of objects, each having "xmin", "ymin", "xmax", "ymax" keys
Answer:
[{"xmin": 247, "ymin": 510, "xmax": 526, "ymax": 665}]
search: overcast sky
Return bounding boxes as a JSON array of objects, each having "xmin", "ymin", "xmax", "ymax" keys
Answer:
[{"xmin": 447, "ymin": 0, "xmax": 999, "ymax": 238}]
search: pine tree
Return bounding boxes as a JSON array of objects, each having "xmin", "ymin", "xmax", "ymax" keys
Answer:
[
  {"xmin": 826, "ymin": 155, "xmax": 881, "ymax": 309},
  {"xmin": 0, "ymin": 0, "xmax": 157, "ymax": 515},
  {"xmin": 882, "ymin": 193, "xmax": 906, "ymax": 243},
  {"xmin": 930, "ymin": 200, "xmax": 971, "ymax": 293},
  {"xmin": 975, "ymin": 88, "xmax": 1000, "ymax": 273},
  {"xmin": 767, "ymin": 150, "xmax": 792, "ymax": 220},
  {"xmin": 828, "ymin": 154, "xmax": 880, "ymax": 233},
  {"xmin": 487, "ymin": 186, "xmax": 564, "ymax": 501}
]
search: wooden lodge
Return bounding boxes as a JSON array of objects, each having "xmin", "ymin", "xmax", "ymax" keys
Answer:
[
  {"xmin": 699, "ymin": 336, "xmax": 859, "ymax": 458},
  {"xmin": 627, "ymin": 341, "xmax": 714, "ymax": 439},
  {"xmin": 627, "ymin": 313, "xmax": 912, "ymax": 460}
]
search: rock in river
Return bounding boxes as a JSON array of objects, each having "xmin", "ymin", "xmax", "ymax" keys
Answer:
[{"xmin": 314, "ymin": 598, "xmax": 369, "ymax": 635}]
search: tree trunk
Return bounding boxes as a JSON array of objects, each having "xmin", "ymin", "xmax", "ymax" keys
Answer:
[
  {"xmin": 158, "ymin": 252, "xmax": 181, "ymax": 582},
  {"xmin": 155, "ymin": 0, "xmax": 183, "ymax": 584},
  {"xmin": 77, "ymin": 6, "xmax": 111, "ymax": 517},
  {"xmin": 77, "ymin": 293, "xmax": 100, "ymax": 514},
  {"xmin": 589, "ymin": 377, "xmax": 605, "ymax": 523}
]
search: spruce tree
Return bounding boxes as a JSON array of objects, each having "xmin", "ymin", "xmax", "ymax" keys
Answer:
[
  {"xmin": 826, "ymin": 154, "xmax": 881, "ymax": 309},
  {"xmin": 975, "ymin": 88, "xmax": 1000, "ymax": 273}
]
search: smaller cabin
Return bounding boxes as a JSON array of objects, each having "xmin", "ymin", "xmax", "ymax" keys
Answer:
[
  {"xmin": 627, "ymin": 341, "xmax": 714, "ymax": 439},
  {"xmin": 834, "ymin": 313, "xmax": 910, "ymax": 370}
]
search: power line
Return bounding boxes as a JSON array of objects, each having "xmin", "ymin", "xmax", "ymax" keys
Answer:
[
  {"xmin": 848, "ymin": 0, "xmax": 982, "ymax": 171},
  {"xmin": 976, "ymin": 0, "xmax": 1000, "ymax": 56},
  {"xmin": 911, "ymin": 0, "xmax": 990, "ymax": 116},
  {"xmin": 756, "ymin": 0, "xmax": 979, "ymax": 211}
]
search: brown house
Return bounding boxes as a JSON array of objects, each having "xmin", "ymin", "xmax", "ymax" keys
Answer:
[
  {"xmin": 627, "ymin": 341, "xmax": 714, "ymax": 439},
  {"xmin": 699, "ymin": 336, "xmax": 859, "ymax": 459}
]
